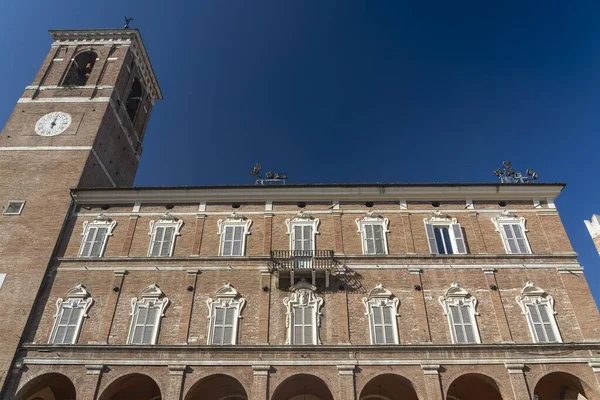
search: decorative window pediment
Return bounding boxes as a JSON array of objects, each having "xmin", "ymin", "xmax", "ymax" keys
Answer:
[
  {"xmin": 356, "ymin": 212, "xmax": 390, "ymax": 255},
  {"xmin": 286, "ymin": 211, "xmax": 320, "ymax": 251},
  {"xmin": 78, "ymin": 214, "xmax": 117, "ymax": 257},
  {"xmin": 49, "ymin": 283, "xmax": 93, "ymax": 344},
  {"xmin": 362, "ymin": 284, "xmax": 399, "ymax": 344},
  {"xmin": 283, "ymin": 279, "xmax": 323, "ymax": 345},
  {"xmin": 217, "ymin": 213, "xmax": 252, "ymax": 256},
  {"xmin": 148, "ymin": 214, "xmax": 183, "ymax": 257},
  {"xmin": 438, "ymin": 283, "xmax": 481, "ymax": 344},
  {"xmin": 206, "ymin": 283, "xmax": 246, "ymax": 345},
  {"xmin": 423, "ymin": 211, "xmax": 467, "ymax": 255},
  {"xmin": 492, "ymin": 211, "xmax": 532, "ymax": 254},
  {"xmin": 128, "ymin": 284, "xmax": 169, "ymax": 345},
  {"xmin": 516, "ymin": 281, "xmax": 562, "ymax": 343}
]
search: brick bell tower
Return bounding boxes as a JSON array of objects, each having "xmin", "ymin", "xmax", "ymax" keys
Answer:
[{"xmin": 0, "ymin": 29, "xmax": 161, "ymax": 391}]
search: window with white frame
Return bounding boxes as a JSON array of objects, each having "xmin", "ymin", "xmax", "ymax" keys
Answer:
[
  {"xmin": 356, "ymin": 213, "xmax": 389, "ymax": 255},
  {"xmin": 362, "ymin": 284, "xmax": 399, "ymax": 344},
  {"xmin": 206, "ymin": 283, "xmax": 246, "ymax": 345},
  {"xmin": 424, "ymin": 211, "xmax": 467, "ymax": 255},
  {"xmin": 286, "ymin": 212, "xmax": 319, "ymax": 251},
  {"xmin": 3, "ymin": 200, "xmax": 25, "ymax": 216},
  {"xmin": 49, "ymin": 284, "xmax": 93, "ymax": 344},
  {"xmin": 438, "ymin": 283, "xmax": 481, "ymax": 344},
  {"xmin": 148, "ymin": 214, "xmax": 183, "ymax": 257},
  {"xmin": 492, "ymin": 211, "xmax": 532, "ymax": 254},
  {"xmin": 128, "ymin": 284, "xmax": 169, "ymax": 345},
  {"xmin": 283, "ymin": 279, "xmax": 323, "ymax": 345},
  {"xmin": 78, "ymin": 215, "xmax": 117, "ymax": 257},
  {"xmin": 217, "ymin": 213, "xmax": 252, "ymax": 256},
  {"xmin": 516, "ymin": 281, "xmax": 562, "ymax": 343}
]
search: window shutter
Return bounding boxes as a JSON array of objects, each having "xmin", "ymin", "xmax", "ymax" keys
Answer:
[
  {"xmin": 451, "ymin": 223, "xmax": 467, "ymax": 254},
  {"xmin": 54, "ymin": 306, "xmax": 72, "ymax": 344},
  {"xmin": 132, "ymin": 306, "xmax": 147, "ymax": 344},
  {"xmin": 150, "ymin": 227, "xmax": 164, "ymax": 257},
  {"xmin": 213, "ymin": 307, "xmax": 225, "ymax": 344},
  {"xmin": 303, "ymin": 226, "xmax": 313, "ymax": 251},
  {"xmin": 232, "ymin": 226, "xmax": 244, "ymax": 256},
  {"xmin": 502, "ymin": 225, "xmax": 520, "ymax": 254},
  {"xmin": 364, "ymin": 225, "xmax": 375, "ymax": 254},
  {"xmin": 512, "ymin": 224, "xmax": 529, "ymax": 254},
  {"xmin": 303, "ymin": 307, "xmax": 313, "ymax": 344},
  {"xmin": 161, "ymin": 227, "xmax": 175, "ymax": 256},
  {"xmin": 222, "ymin": 226, "xmax": 234, "ymax": 256},
  {"xmin": 373, "ymin": 225, "xmax": 386, "ymax": 254},
  {"xmin": 224, "ymin": 307, "xmax": 235, "ymax": 344},
  {"xmin": 460, "ymin": 306, "xmax": 476, "ymax": 343},
  {"xmin": 293, "ymin": 226, "xmax": 302, "ymax": 251},
  {"xmin": 293, "ymin": 307, "xmax": 303, "ymax": 344},
  {"xmin": 90, "ymin": 227, "xmax": 108, "ymax": 257},
  {"xmin": 425, "ymin": 223, "xmax": 439, "ymax": 254},
  {"xmin": 143, "ymin": 307, "xmax": 159, "ymax": 344},
  {"xmin": 450, "ymin": 306, "xmax": 466, "ymax": 343},
  {"xmin": 81, "ymin": 227, "xmax": 95, "ymax": 256},
  {"xmin": 527, "ymin": 304, "xmax": 547, "ymax": 342},
  {"xmin": 382, "ymin": 305, "xmax": 394, "ymax": 344},
  {"xmin": 64, "ymin": 306, "xmax": 83, "ymax": 344}
]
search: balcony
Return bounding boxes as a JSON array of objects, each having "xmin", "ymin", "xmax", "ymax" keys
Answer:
[{"xmin": 270, "ymin": 250, "xmax": 336, "ymax": 288}]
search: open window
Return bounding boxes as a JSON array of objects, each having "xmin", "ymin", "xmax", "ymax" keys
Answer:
[
  {"xmin": 283, "ymin": 279, "xmax": 323, "ymax": 345},
  {"xmin": 438, "ymin": 283, "xmax": 481, "ymax": 344},
  {"xmin": 424, "ymin": 211, "xmax": 467, "ymax": 255},
  {"xmin": 128, "ymin": 284, "xmax": 169, "ymax": 345},
  {"xmin": 492, "ymin": 211, "xmax": 532, "ymax": 254},
  {"xmin": 126, "ymin": 78, "xmax": 144, "ymax": 122},
  {"xmin": 362, "ymin": 284, "xmax": 400, "ymax": 344},
  {"xmin": 78, "ymin": 214, "xmax": 117, "ymax": 257},
  {"xmin": 356, "ymin": 212, "xmax": 389, "ymax": 255},
  {"xmin": 206, "ymin": 283, "xmax": 246, "ymax": 345},
  {"xmin": 49, "ymin": 284, "xmax": 93, "ymax": 344},
  {"xmin": 217, "ymin": 213, "xmax": 252, "ymax": 256},
  {"xmin": 516, "ymin": 281, "xmax": 562, "ymax": 343},
  {"xmin": 63, "ymin": 51, "xmax": 97, "ymax": 86},
  {"xmin": 148, "ymin": 214, "xmax": 183, "ymax": 257}
]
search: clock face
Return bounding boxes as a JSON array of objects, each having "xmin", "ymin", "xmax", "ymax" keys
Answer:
[{"xmin": 35, "ymin": 112, "xmax": 72, "ymax": 136}]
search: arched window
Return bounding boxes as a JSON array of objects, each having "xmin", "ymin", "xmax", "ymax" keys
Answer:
[
  {"xmin": 126, "ymin": 78, "xmax": 144, "ymax": 121},
  {"xmin": 63, "ymin": 51, "xmax": 97, "ymax": 86}
]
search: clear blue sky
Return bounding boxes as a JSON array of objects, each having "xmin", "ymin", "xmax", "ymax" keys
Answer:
[{"xmin": 1, "ymin": 1, "xmax": 600, "ymax": 304}]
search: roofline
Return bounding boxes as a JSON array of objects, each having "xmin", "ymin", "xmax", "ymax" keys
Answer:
[{"xmin": 70, "ymin": 183, "xmax": 566, "ymax": 204}]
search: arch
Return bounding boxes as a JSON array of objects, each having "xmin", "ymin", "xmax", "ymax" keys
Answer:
[
  {"xmin": 446, "ymin": 373, "xmax": 502, "ymax": 400},
  {"xmin": 126, "ymin": 78, "xmax": 144, "ymax": 121},
  {"xmin": 184, "ymin": 373, "xmax": 248, "ymax": 400},
  {"xmin": 534, "ymin": 371, "xmax": 595, "ymax": 400},
  {"xmin": 272, "ymin": 374, "xmax": 334, "ymax": 400},
  {"xmin": 98, "ymin": 373, "xmax": 161, "ymax": 400},
  {"xmin": 63, "ymin": 51, "xmax": 97, "ymax": 86},
  {"xmin": 15, "ymin": 372, "xmax": 76, "ymax": 400},
  {"xmin": 359, "ymin": 374, "xmax": 419, "ymax": 400}
]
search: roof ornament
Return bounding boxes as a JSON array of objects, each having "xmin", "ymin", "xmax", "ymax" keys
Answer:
[
  {"xmin": 123, "ymin": 16, "xmax": 134, "ymax": 29},
  {"xmin": 494, "ymin": 161, "xmax": 538, "ymax": 184}
]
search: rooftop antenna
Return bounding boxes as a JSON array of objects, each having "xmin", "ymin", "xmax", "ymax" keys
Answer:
[
  {"xmin": 249, "ymin": 163, "xmax": 288, "ymax": 185},
  {"xmin": 494, "ymin": 161, "xmax": 538, "ymax": 183},
  {"xmin": 123, "ymin": 17, "xmax": 134, "ymax": 29}
]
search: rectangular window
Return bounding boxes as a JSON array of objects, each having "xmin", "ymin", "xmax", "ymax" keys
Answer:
[
  {"xmin": 210, "ymin": 306, "xmax": 236, "ymax": 345},
  {"xmin": 50, "ymin": 301, "xmax": 84, "ymax": 344},
  {"xmin": 527, "ymin": 303, "xmax": 558, "ymax": 342},
  {"xmin": 370, "ymin": 304, "xmax": 396, "ymax": 344},
  {"xmin": 79, "ymin": 225, "xmax": 109, "ymax": 257},
  {"xmin": 364, "ymin": 224, "xmax": 386, "ymax": 255},
  {"xmin": 449, "ymin": 304, "xmax": 477, "ymax": 344},
  {"xmin": 130, "ymin": 304, "xmax": 160, "ymax": 344},
  {"xmin": 221, "ymin": 226, "xmax": 244, "ymax": 256},
  {"xmin": 293, "ymin": 225, "xmax": 314, "ymax": 251},
  {"xmin": 3, "ymin": 201, "xmax": 25, "ymax": 215},
  {"xmin": 149, "ymin": 225, "xmax": 176, "ymax": 257},
  {"xmin": 292, "ymin": 306, "xmax": 314, "ymax": 344},
  {"xmin": 502, "ymin": 224, "xmax": 530, "ymax": 254},
  {"xmin": 425, "ymin": 222, "xmax": 467, "ymax": 255}
]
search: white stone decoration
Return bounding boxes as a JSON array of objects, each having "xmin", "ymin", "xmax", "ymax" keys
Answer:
[
  {"xmin": 438, "ymin": 282, "xmax": 481, "ymax": 344},
  {"xmin": 148, "ymin": 213, "xmax": 183, "ymax": 257},
  {"xmin": 206, "ymin": 283, "xmax": 246, "ymax": 345},
  {"xmin": 78, "ymin": 214, "xmax": 117, "ymax": 257},
  {"xmin": 128, "ymin": 283, "xmax": 169, "ymax": 345},
  {"xmin": 584, "ymin": 214, "xmax": 600, "ymax": 239},
  {"xmin": 423, "ymin": 211, "xmax": 467, "ymax": 254},
  {"xmin": 491, "ymin": 210, "xmax": 532, "ymax": 254},
  {"xmin": 362, "ymin": 284, "xmax": 400, "ymax": 344},
  {"xmin": 49, "ymin": 283, "xmax": 93, "ymax": 344},
  {"xmin": 355, "ymin": 212, "xmax": 390, "ymax": 255},
  {"xmin": 285, "ymin": 211, "xmax": 320, "ymax": 251},
  {"xmin": 283, "ymin": 279, "xmax": 323, "ymax": 345},
  {"xmin": 516, "ymin": 281, "xmax": 562, "ymax": 343},
  {"xmin": 217, "ymin": 213, "xmax": 253, "ymax": 256}
]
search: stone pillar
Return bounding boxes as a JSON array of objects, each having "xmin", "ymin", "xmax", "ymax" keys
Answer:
[
  {"xmin": 258, "ymin": 267, "xmax": 271, "ymax": 344},
  {"xmin": 482, "ymin": 268, "xmax": 513, "ymax": 342},
  {"xmin": 421, "ymin": 364, "xmax": 443, "ymax": 400},
  {"xmin": 167, "ymin": 365, "xmax": 187, "ymax": 400},
  {"xmin": 505, "ymin": 363, "xmax": 532, "ymax": 400},
  {"xmin": 99, "ymin": 269, "xmax": 126, "ymax": 343},
  {"xmin": 120, "ymin": 215, "xmax": 139, "ymax": 256},
  {"xmin": 589, "ymin": 361, "xmax": 600, "ymax": 395},
  {"xmin": 78, "ymin": 364, "xmax": 105, "ymax": 400},
  {"xmin": 252, "ymin": 364, "xmax": 270, "ymax": 400},
  {"xmin": 177, "ymin": 269, "xmax": 200, "ymax": 344},
  {"xmin": 192, "ymin": 214, "xmax": 206, "ymax": 255},
  {"xmin": 337, "ymin": 364, "xmax": 357, "ymax": 400},
  {"xmin": 410, "ymin": 268, "xmax": 431, "ymax": 342}
]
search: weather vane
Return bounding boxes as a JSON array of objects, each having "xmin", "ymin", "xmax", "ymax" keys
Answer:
[
  {"xmin": 494, "ymin": 161, "xmax": 538, "ymax": 183},
  {"xmin": 249, "ymin": 163, "xmax": 287, "ymax": 185},
  {"xmin": 123, "ymin": 17, "xmax": 134, "ymax": 29}
]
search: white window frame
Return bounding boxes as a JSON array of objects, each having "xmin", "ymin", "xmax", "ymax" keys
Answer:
[
  {"xmin": 217, "ymin": 213, "xmax": 252, "ymax": 256},
  {"xmin": 423, "ymin": 211, "xmax": 467, "ymax": 255},
  {"xmin": 283, "ymin": 279, "xmax": 323, "ymax": 345},
  {"xmin": 355, "ymin": 213, "xmax": 390, "ymax": 255},
  {"xmin": 0, "ymin": 273, "xmax": 5, "ymax": 289},
  {"xmin": 49, "ymin": 283, "xmax": 93, "ymax": 344},
  {"xmin": 285, "ymin": 211, "xmax": 320, "ymax": 251},
  {"xmin": 128, "ymin": 284, "xmax": 169, "ymax": 345},
  {"xmin": 206, "ymin": 283, "xmax": 246, "ymax": 345},
  {"xmin": 492, "ymin": 211, "xmax": 532, "ymax": 254},
  {"xmin": 516, "ymin": 281, "xmax": 562, "ymax": 343},
  {"xmin": 148, "ymin": 214, "xmax": 183, "ymax": 257},
  {"xmin": 438, "ymin": 282, "xmax": 481, "ymax": 344},
  {"xmin": 362, "ymin": 284, "xmax": 400, "ymax": 344},
  {"xmin": 78, "ymin": 214, "xmax": 117, "ymax": 257},
  {"xmin": 3, "ymin": 200, "xmax": 26, "ymax": 215}
]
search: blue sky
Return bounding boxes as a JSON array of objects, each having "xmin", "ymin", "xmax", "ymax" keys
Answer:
[{"xmin": 1, "ymin": 1, "xmax": 600, "ymax": 303}]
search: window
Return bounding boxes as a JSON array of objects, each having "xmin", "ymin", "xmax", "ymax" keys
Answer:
[
  {"xmin": 286, "ymin": 211, "xmax": 319, "ymax": 251},
  {"xmin": 207, "ymin": 283, "xmax": 245, "ymax": 345},
  {"xmin": 78, "ymin": 215, "xmax": 117, "ymax": 257},
  {"xmin": 217, "ymin": 214, "xmax": 252, "ymax": 256},
  {"xmin": 362, "ymin": 284, "xmax": 399, "ymax": 344},
  {"xmin": 492, "ymin": 211, "xmax": 532, "ymax": 254},
  {"xmin": 438, "ymin": 283, "xmax": 481, "ymax": 344},
  {"xmin": 148, "ymin": 214, "xmax": 183, "ymax": 257},
  {"xmin": 356, "ymin": 213, "xmax": 389, "ymax": 255},
  {"xmin": 424, "ymin": 211, "xmax": 467, "ymax": 255},
  {"xmin": 126, "ymin": 78, "xmax": 144, "ymax": 121},
  {"xmin": 283, "ymin": 279, "xmax": 323, "ymax": 345},
  {"xmin": 0, "ymin": 273, "xmax": 5, "ymax": 289},
  {"xmin": 63, "ymin": 51, "xmax": 97, "ymax": 86},
  {"xmin": 128, "ymin": 284, "xmax": 169, "ymax": 345},
  {"xmin": 49, "ymin": 284, "xmax": 93, "ymax": 344},
  {"xmin": 516, "ymin": 281, "xmax": 562, "ymax": 343},
  {"xmin": 3, "ymin": 201, "xmax": 25, "ymax": 215}
]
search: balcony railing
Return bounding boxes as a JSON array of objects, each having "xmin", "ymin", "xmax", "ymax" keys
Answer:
[{"xmin": 270, "ymin": 250, "xmax": 335, "ymax": 271}]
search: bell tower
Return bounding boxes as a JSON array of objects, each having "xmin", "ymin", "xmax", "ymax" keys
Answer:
[{"xmin": 0, "ymin": 29, "xmax": 161, "ymax": 392}]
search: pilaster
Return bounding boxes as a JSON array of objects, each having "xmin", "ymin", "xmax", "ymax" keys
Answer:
[
  {"xmin": 332, "ymin": 209, "xmax": 344, "ymax": 254},
  {"xmin": 167, "ymin": 365, "xmax": 187, "ymax": 400},
  {"xmin": 252, "ymin": 364, "xmax": 270, "ymax": 400},
  {"xmin": 482, "ymin": 268, "xmax": 513, "ymax": 342},
  {"xmin": 505, "ymin": 363, "xmax": 532, "ymax": 400},
  {"xmin": 410, "ymin": 268, "xmax": 431, "ymax": 342},
  {"xmin": 258, "ymin": 267, "xmax": 271, "ymax": 344},
  {"xmin": 263, "ymin": 213, "xmax": 273, "ymax": 255},
  {"xmin": 177, "ymin": 269, "xmax": 200, "ymax": 344},
  {"xmin": 78, "ymin": 364, "xmax": 105, "ymax": 400},
  {"xmin": 589, "ymin": 361, "xmax": 600, "ymax": 395},
  {"xmin": 337, "ymin": 364, "xmax": 357, "ymax": 400},
  {"xmin": 421, "ymin": 364, "xmax": 443, "ymax": 400},
  {"xmin": 191, "ymin": 214, "xmax": 206, "ymax": 255},
  {"xmin": 99, "ymin": 269, "xmax": 126, "ymax": 343},
  {"xmin": 401, "ymin": 213, "xmax": 416, "ymax": 253},
  {"xmin": 120, "ymin": 215, "xmax": 139, "ymax": 256}
]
